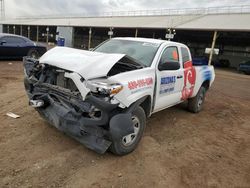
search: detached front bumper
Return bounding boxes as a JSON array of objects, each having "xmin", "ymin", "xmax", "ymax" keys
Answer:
[
  {"xmin": 23, "ymin": 58, "xmax": 135, "ymax": 154},
  {"xmin": 34, "ymin": 92, "xmax": 115, "ymax": 154}
]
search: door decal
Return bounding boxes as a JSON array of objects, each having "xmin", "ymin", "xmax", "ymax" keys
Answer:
[
  {"xmin": 181, "ymin": 61, "xmax": 196, "ymax": 100},
  {"xmin": 160, "ymin": 76, "xmax": 176, "ymax": 94}
]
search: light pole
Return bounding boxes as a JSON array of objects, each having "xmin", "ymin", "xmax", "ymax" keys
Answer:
[
  {"xmin": 165, "ymin": 28, "xmax": 176, "ymax": 41},
  {"xmin": 42, "ymin": 27, "xmax": 53, "ymax": 44}
]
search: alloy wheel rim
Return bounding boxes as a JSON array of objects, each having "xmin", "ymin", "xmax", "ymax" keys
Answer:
[
  {"xmin": 122, "ymin": 116, "xmax": 140, "ymax": 146},
  {"xmin": 31, "ymin": 52, "xmax": 38, "ymax": 59}
]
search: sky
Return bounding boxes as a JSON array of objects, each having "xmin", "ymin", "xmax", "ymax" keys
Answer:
[{"xmin": 3, "ymin": 0, "xmax": 250, "ymax": 18}]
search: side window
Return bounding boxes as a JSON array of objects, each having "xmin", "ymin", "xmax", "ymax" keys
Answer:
[
  {"xmin": 2, "ymin": 37, "xmax": 25, "ymax": 44},
  {"xmin": 181, "ymin": 47, "xmax": 191, "ymax": 65},
  {"xmin": 158, "ymin": 46, "xmax": 180, "ymax": 71},
  {"xmin": 15, "ymin": 37, "xmax": 26, "ymax": 44},
  {"xmin": 2, "ymin": 37, "xmax": 15, "ymax": 44}
]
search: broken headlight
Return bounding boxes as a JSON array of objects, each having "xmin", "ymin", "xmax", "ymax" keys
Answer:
[{"xmin": 86, "ymin": 80, "xmax": 123, "ymax": 96}]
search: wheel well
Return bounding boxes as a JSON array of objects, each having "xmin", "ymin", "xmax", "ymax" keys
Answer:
[
  {"xmin": 140, "ymin": 96, "xmax": 151, "ymax": 118},
  {"xmin": 202, "ymin": 80, "xmax": 210, "ymax": 91}
]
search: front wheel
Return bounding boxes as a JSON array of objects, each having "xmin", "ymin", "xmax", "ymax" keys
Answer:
[
  {"xmin": 188, "ymin": 86, "xmax": 206, "ymax": 113},
  {"xmin": 27, "ymin": 49, "xmax": 40, "ymax": 59},
  {"xmin": 109, "ymin": 106, "xmax": 146, "ymax": 155}
]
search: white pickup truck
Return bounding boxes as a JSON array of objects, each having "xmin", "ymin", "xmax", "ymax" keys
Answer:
[{"xmin": 24, "ymin": 37, "xmax": 215, "ymax": 155}]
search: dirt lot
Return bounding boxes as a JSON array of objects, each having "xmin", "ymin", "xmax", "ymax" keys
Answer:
[{"xmin": 0, "ymin": 61, "xmax": 249, "ymax": 188}]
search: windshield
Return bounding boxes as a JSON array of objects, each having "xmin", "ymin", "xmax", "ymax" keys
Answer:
[{"xmin": 94, "ymin": 39, "xmax": 160, "ymax": 67}]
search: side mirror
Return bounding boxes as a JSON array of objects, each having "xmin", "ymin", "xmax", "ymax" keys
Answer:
[
  {"xmin": 0, "ymin": 40, "xmax": 6, "ymax": 45},
  {"xmin": 158, "ymin": 61, "xmax": 180, "ymax": 71}
]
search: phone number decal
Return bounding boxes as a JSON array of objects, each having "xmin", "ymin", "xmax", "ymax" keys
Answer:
[{"xmin": 128, "ymin": 77, "xmax": 153, "ymax": 90}]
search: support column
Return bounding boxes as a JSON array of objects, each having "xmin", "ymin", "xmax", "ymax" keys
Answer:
[
  {"xmin": 13, "ymin": 25, "xmax": 15, "ymax": 34},
  {"xmin": 20, "ymin": 25, "xmax": 23, "ymax": 36},
  {"xmin": 88, "ymin": 28, "xmax": 92, "ymax": 50},
  {"xmin": 135, "ymin": 29, "xmax": 138, "ymax": 37},
  {"xmin": 36, "ymin": 26, "xmax": 39, "ymax": 42},
  {"xmin": 72, "ymin": 27, "xmax": 75, "ymax": 48},
  {"xmin": 208, "ymin": 31, "xmax": 218, "ymax": 66},
  {"xmin": 27, "ymin": 26, "xmax": 30, "ymax": 39},
  {"xmin": 46, "ymin": 27, "xmax": 49, "ymax": 43},
  {"xmin": 108, "ymin": 27, "xmax": 114, "ymax": 39},
  {"xmin": 7, "ymin": 25, "xmax": 9, "ymax": 33}
]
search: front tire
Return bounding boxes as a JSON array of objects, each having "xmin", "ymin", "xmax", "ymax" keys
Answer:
[
  {"xmin": 27, "ymin": 49, "xmax": 39, "ymax": 59},
  {"xmin": 188, "ymin": 86, "xmax": 206, "ymax": 113},
  {"xmin": 109, "ymin": 106, "xmax": 146, "ymax": 155}
]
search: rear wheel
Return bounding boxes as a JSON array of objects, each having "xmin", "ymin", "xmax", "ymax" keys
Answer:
[
  {"xmin": 188, "ymin": 86, "xmax": 206, "ymax": 113},
  {"xmin": 109, "ymin": 106, "xmax": 146, "ymax": 155},
  {"xmin": 27, "ymin": 49, "xmax": 39, "ymax": 59},
  {"xmin": 244, "ymin": 71, "xmax": 250, "ymax": 75}
]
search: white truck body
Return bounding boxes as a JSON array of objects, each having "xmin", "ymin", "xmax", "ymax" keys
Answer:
[
  {"xmin": 24, "ymin": 37, "xmax": 215, "ymax": 155},
  {"xmin": 39, "ymin": 38, "xmax": 215, "ymax": 113}
]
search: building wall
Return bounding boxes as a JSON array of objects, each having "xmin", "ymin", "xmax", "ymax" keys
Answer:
[{"xmin": 56, "ymin": 26, "xmax": 74, "ymax": 47}]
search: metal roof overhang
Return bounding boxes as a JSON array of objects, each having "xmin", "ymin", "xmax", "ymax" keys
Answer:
[
  {"xmin": 1, "ymin": 13, "xmax": 250, "ymax": 31},
  {"xmin": 176, "ymin": 14, "xmax": 250, "ymax": 31}
]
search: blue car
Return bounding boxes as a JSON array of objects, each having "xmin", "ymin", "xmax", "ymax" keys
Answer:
[
  {"xmin": 238, "ymin": 61, "xmax": 250, "ymax": 75},
  {"xmin": 0, "ymin": 33, "xmax": 47, "ymax": 59}
]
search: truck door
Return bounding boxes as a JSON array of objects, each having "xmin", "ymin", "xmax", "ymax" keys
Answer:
[
  {"xmin": 153, "ymin": 46, "xmax": 184, "ymax": 112},
  {"xmin": 180, "ymin": 47, "xmax": 196, "ymax": 100}
]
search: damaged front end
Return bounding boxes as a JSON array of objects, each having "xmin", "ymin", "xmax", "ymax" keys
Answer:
[{"xmin": 23, "ymin": 57, "xmax": 136, "ymax": 154}]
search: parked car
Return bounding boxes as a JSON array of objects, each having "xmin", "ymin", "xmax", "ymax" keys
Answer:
[
  {"xmin": 213, "ymin": 59, "xmax": 230, "ymax": 68},
  {"xmin": 0, "ymin": 33, "xmax": 47, "ymax": 59},
  {"xmin": 23, "ymin": 37, "xmax": 215, "ymax": 155},
  {"xmin": 192, "ymin": 56, "xmax": 208, "ymax": 66},
  {"xmin": 238, "ymin": 60, "xmax": 250, "ymax": 75}
]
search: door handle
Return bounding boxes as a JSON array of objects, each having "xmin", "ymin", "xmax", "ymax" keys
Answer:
[{"xmin": 177, "ymin": 75, "xmax": 183, "ymax": 79}]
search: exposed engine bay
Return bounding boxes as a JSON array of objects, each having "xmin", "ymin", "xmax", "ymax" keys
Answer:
[{"xmin": 23, "ymin": 52, "xmax": 143, "ymax": 154}]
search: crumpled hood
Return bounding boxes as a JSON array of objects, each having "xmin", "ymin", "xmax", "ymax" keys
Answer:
[{"xmin": 39, "ymin": 47, "xmax": 125, "ymax": 79}]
